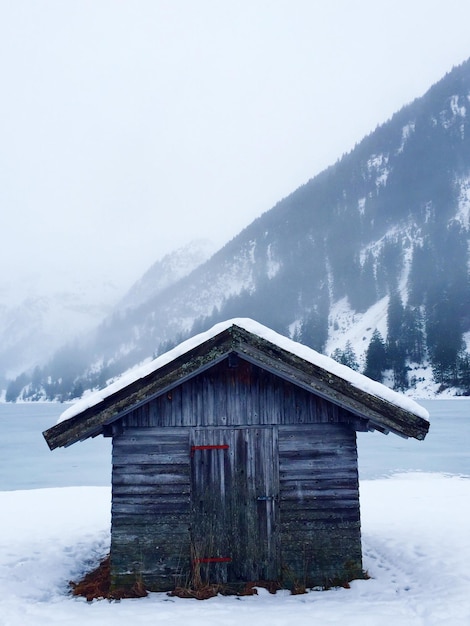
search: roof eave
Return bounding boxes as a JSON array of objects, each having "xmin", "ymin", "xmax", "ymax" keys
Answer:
[
  {"xmin": 43, "ymin": 331, "xmax": 239, "ymax": 449},
  {"xmin": 232, "ymin": 334, "xmax": 429, "ymax": 440}
]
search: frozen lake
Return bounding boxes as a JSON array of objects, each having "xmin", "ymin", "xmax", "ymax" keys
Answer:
[
  {"xmin": 357, "ymin": 398, "xmax": 470, "ymax": 479},
  {"xmin": 0, "ymin": 403, "xmax": 111, "ymax": 490},
  {"xmin": 0, "ymin": 399, "xmax": 468, "ymax": 490}
]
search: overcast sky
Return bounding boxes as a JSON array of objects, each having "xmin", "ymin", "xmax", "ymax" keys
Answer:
[{"xmin": 2, "ymin": 0, "xmax": 470, "ymax": 295}]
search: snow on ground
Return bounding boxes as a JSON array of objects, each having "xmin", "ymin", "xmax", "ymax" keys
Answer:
[
  {"xmin": 405, "ymin": 365, "xmax": 466, "ymax": 399},
  {"xmin": 1, "ymin": 473, "xmax": 469, "ymax": 626}
]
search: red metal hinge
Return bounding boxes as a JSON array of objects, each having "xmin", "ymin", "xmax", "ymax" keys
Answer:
[
  {"xmin": 191, "ymin": 444, "xmax": 229, "ymax": 456},
  {"xmin": 193, "ymin": 557, "xmax": 232, "ymax": 564}
]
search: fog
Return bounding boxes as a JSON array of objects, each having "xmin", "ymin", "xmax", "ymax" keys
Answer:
[{"xmin": 2, "ymin": 0, "xmax": 470, "ymax": 296}]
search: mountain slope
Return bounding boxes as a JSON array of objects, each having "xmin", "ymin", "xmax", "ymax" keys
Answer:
[
  {"xmin": 8, "ymin": 59, "xmax": 470, "ymax": 400},
  {"xmin": 116, "ymin": 239, "xmax": 215, "ymax": 313},
  {"xmin": 0, "ymin": 278, "xmax": 121, "ymax": 385}
]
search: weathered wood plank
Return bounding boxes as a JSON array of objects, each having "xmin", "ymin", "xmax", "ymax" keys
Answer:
[
  {"xmin": 280, "ymin": 487, "xmax": 360, "ymax": 500},
  {"xmin": 280, "ymin": 477, "xmax": 358, "ymax": 491},
  {"xmin": 113, "ymin": 462, "xmax": 189, "ymax": 474},
  {"xmin": 113, "ymin": 471, "xmax": 189, "ymax": 486},
  {"xmin": 279, "ymin": 438, "xmax": 357, "ymax": 452},
  {"xmin": 112, "ymin": 495, "xmax": 189, "ymax": 512},
  {"xmin": 279, "ymin": 498, "xmax": 360, "ymax": 511},
  {"xmin": 113, "ymin": 428, "xmax": 184, "ymax": 441},
  {"xmin": 281, "ymin": 516, "xmax": 360, "ymax": 528},
  {"xmin": 281, "ymin": 504, "xmax": 360, "ymax": 520},
  {"xmin": 112, "ymin": 523, "xmax": 190, "ymax": 539},
  {"xmin": 111, "ymin": 513, "xmax": 190, "ymax": 527},
  {"xmin": 113, "ymin": 452, "xmax": 188, "ymax": 465},
  {"xmin": 112, "ymin": 483, "xmax": 190, "ymax": 496}
]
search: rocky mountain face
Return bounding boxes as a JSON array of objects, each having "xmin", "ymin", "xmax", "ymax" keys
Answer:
[{"xmin": 6, "ymin": 59, "xmax": 470, "ymax": 400}]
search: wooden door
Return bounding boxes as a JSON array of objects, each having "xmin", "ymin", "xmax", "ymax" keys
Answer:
[{"xmin": 190, "ymin": 427, "xmax": 279, "ymax": 585}]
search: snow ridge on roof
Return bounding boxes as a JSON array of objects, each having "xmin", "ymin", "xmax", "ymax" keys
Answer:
[{"xmin": 58, "ymin": 318, "xmax": 429, "ymax": 424}]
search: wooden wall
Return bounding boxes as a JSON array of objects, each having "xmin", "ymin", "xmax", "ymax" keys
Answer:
[
  {"xmin": 278, "ymin": 424, "xmax": 362, "ymax": 587},
  {"xmin": 110, "ymin": 428, "xmax": 191, "ymax": 590},
  {"xmin": 110, "ymin": 424, "xmax": 362, "ymax": 591}
]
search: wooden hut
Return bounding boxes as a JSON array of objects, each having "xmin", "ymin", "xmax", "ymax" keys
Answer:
[{"xmin": 43, "ymin": 319, "xmax": 429, "ymax": 592}]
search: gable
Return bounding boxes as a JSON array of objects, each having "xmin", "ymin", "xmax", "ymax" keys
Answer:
[
  {"xmin": 113, "ymin": 356, "xmax": 363, "ymax": 432},
  {"xmin": 43, "ymin": 320, "xmax": 429, "ymax": 450}
]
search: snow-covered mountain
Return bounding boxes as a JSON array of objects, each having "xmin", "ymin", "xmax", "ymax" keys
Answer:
[
  {"xmin": 0, "ymin": 240, "xmax": 214, "ymax": 395},
  {"xmin": 6, "ymin": 59, "xmax": 470, "ymax": 400},
  {"xmin": 116, "ymin": 239, "xmax": 216, "ymax": 313},
  {"xmin": 0, "ymin": 276, "xmax": 121, "ymax": 384}
]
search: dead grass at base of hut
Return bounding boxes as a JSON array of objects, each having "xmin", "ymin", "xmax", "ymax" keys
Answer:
[
  {"xmin": 69, "ymin": 556, "xmax": 148, "ymax": 601},
  {"xmin": 169, "ymin": 579, "xmax": 282, "ymax": 600},
  {"xmin": 69, "ymin": 556, "xmax": 283, "ymax": 601},
  {"xmin": 70, "ymin": 557, "xmax": 368, "ymax": 601}
]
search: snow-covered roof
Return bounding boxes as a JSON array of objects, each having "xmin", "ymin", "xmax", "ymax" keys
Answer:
[
  {"xmin": 58, "ymin": 318, "xmax": 429, "ymax": 424},
  {"xmin": 43, "ymin": 318, "xmax": 430, "ymax": 450}
]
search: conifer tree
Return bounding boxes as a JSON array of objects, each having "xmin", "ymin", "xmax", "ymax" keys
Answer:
[
  {"xmin": 402, "ymin": 305, "xmax": 425, "ymax": 362},
  {"xmin": 331, "ymin": 341, "xmax": 359, "ymax": 370},
  {"xmin": 364, "ymin": 330, "xmax": 387, "ymax": 382},
  {"xmin": 426, "ymin": 288, "xmax": 462, "ymax": 385},
  {"xmin": 386, "ymin": 292, "xmax": 408, "ymax": 389},
  {"xmin": 457, "ymin": 353, "xmax": 470, "ymax": 393},
  {"xmin": 300, "ymin": 308, "xmax": 328, "ymax": 353}
]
